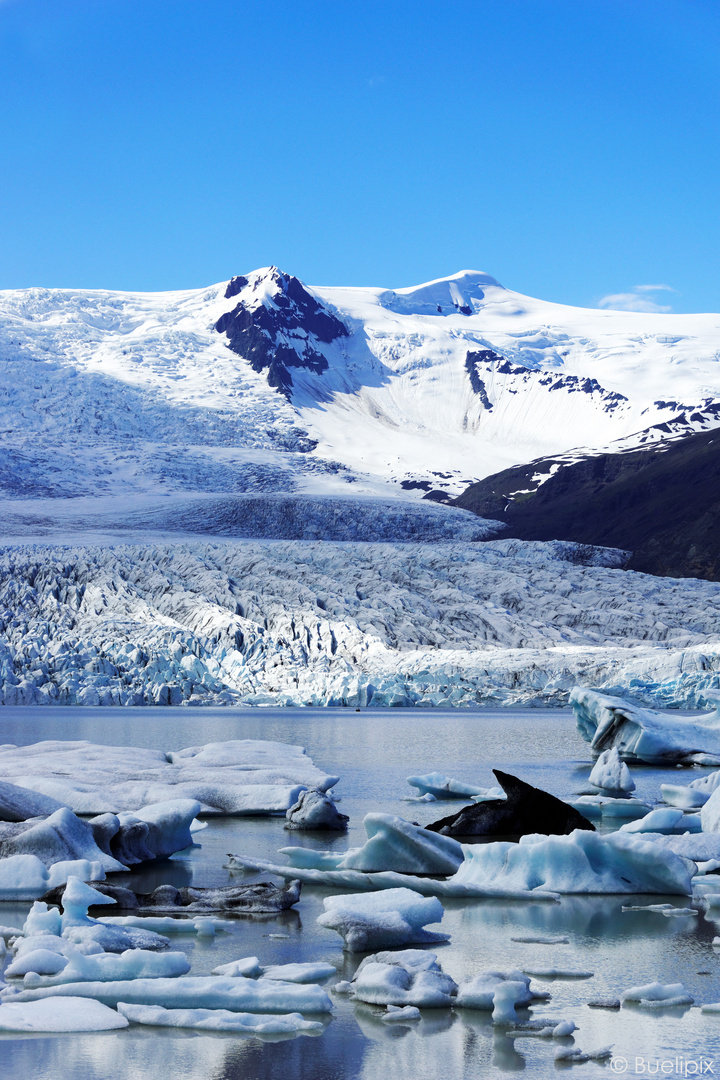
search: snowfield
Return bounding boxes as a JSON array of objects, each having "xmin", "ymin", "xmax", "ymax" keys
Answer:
[
  {"xmin": 1, "ymin": 537, "xmax": 719, "ymax": 709},
  {"xmin": 2, "ymin": 266, "xmax": 720, "ymax": 506}
]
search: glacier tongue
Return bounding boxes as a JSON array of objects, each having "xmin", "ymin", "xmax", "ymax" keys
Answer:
[{"xmin": 1, "ymin": 536, "xmax": 720, "ymax": 709}]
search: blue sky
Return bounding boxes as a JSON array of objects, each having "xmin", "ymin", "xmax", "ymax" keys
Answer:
[{"xmin": 0, "ymin": 0, "xmax": 718, "ymax": 312}]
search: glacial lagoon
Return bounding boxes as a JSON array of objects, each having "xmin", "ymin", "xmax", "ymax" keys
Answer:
[{"xmin": 1, "ymin": 705, "xmax": 719, "ymax": 1079}]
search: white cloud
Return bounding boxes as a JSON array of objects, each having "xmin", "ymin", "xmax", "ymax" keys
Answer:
[{"xmin": 597, "ymin": 285, "xmax": 675, "ymax": 313}]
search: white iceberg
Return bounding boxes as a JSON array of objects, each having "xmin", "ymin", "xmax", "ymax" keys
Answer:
[
  {"xmin": 0, "ymin": 996, "xmax": 129, "ymax": 1032},
  {"xmin": 116, "ymin": 1001, "xmax": 324, "ymax": 1035},
  {"xmin": 455, "ymin": 969, "xmax": 548, "ymax": 1012},
  {"xmin": 588, "ymin": 747, "xmax": 635, "ymax": 794},
  {"xmin": 619, "ymin": 808, "xmax": 700, "ymax": 834},
  {"xmin": 0, "ymin": 807, "xmax": 126, "ymax": 873},
  {"xmin": 661, "ymin": 769, "xmax": 720, "ymax": 809},
  {"xmin": 224, "ymin": 852, "xmax": 560, "ymax": 901},
  {"xmin": 406, "ymin": 773, "xmax": 495, "ymax": 800},
  {"xmin": 350, "ymin": 950, "xmax": 457, "ymax": 1007},
  {"xmin": 450, "ymin": 830, "xmax": 694, "ymax": 895},
  {"xmin": 280, "ymin": 812, "xmax": 464, "ymax": 876},
  {"xmin": 0, "ymin": 739, "xmax": 337, "ymax": 815},
  {"xmin": 99, "ymin": 914, "xmax": 232, "ymax": 935},
  {"xmin": 317, "ymin": 888, "xmax": 449, "ymax": 952},
  {"xmin": 13, "ymin": 947, "xmax": 191, "ymax": 987},
  {"xmin": 0, "ymin": 854, "xmax": 108, "ymax": 901},
  {"xmin": 571, "ymin": 687, "xmax": 720, "ymax": 765},
  {"xmin": 260, "ymin": 962, "xmax": 336, "ymax": 984},
  {"xmin": 622, "ymin": 981, "xmax": 694, "ymax": 1007},
  {"xmin": 285, "ymin": 789, "xmax": 348, "ymax": 831},
  {"xmin": 3, "ymin": 976, "xmax": 334, "ymax": 1013},
  {"xmin": 381, "ymin": 1004, "xmax": 421, "ymax": 1022}
]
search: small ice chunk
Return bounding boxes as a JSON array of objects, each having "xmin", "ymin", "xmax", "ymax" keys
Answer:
[
  {"xmin": 260, "ymin": 962, "xmax": 336, "ymax": 984},
  {"xmin": 5, "ymin": 949, "xmax": 69, "ymax": 978},
  {"xmin": 587, "ymin": 998, "xmax": 621, "ymax": 1009},
  {"xmin": 522, "ymin": 968, "xmax": 593, "ymax": 979},
  {"xmin": 555, "ymin": 1046, "xmax": 613, "ymax": 1063},
  {"xmin": 332, "ymin": 981, "xmax": 352, "ymax": 995},
  {"xmin": 406, "ymin": 773, "xmax": 492, "ymax": 799},
  {"xmin": 0, "ymin": 996, "xmax": 129, "ymax": 1032},
  {"xmin": 211, "ymin": 956, "xmax": 262, "ymax": 978},
  {"xmin": 589, "ymin": 747, "xmax": 635, "ymax": 794},
  {"xmin": 455, "ymin": 970, "xmax": 547, "ymax": 1011},
  {"xmin": 285, "ymin": 789, "xmax": 348, "ymax": 831},
  {"xmin": 622, "ymin": 982, "xmax": 694, "ymax": 1006},
  {"xmin": 23, "ymin": 901, "xmax": 61, "ymax": 937},
  {"xmin": 492, "ymin": 981, "xmax": 530, "ymax": 1024},
  {"xmin": 382, "ymin": 1004, "xmax": 421, "ymax": 1022},
  {"xmin": 317, "ymin": 888, "xmax": 449, "ymax": 952}
]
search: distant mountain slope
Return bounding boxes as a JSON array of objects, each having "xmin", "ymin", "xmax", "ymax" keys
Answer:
[
  {"xmin": 2, "ymin": 266, "xmax": 720, "ymax": 516},
  {"xmin": 453, "ymin": 427, "xmax": 720, "ymax": 580}
]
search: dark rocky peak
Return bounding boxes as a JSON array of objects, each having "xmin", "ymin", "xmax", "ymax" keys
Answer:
[
  {"xmin": 465, "ymin": 349, "xmax": 628, "ymax": 414},
  {"xmin": 216, "ymin": 268, "xmax": 349, "ymax": 398}
]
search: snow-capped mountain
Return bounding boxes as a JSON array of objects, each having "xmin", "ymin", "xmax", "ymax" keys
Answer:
[
  {"xmin": 2, "ymin": 265, "xmax": 720, "ymax": 528},
  {"xmin": 3, "ymin": 266, "xmax": 720, "ymax": 709}
]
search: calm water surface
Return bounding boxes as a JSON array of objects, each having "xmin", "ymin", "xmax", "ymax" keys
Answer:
[{"xmin": 0, "ymin": 705, "xmax": 719, "ymax": 1080}]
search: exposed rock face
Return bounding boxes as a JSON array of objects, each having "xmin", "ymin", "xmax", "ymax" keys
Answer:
[
  {"xmin": 425, "ymin": 770, "xmax": 595, "ymax": 838},
  {"xmin": 454, "ymin": 425, "xmax": 720, "ymax": 581},
  {"xmin": 215, "ymin": 267, "xmax": 348, "ymax": 397}
]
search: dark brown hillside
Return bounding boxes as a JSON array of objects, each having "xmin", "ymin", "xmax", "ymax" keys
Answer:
[{"xmin": 453, "ymin": 427, "xmax": 720, "ymax": 580}]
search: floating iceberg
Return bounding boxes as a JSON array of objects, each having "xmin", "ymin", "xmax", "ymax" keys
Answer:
[
  {"xmin": 224, "ymin": 852, "xmax": 559, "ymax": 900},
  {"xmin": 0, "ymin": 807, "xmax": 126, "ymax": 874},
  {"xmin": 116, "ymin": 1002, "xmax": 324, "ymax": 1035},
  {"xmin": 318, "ymin": 888, "xmax": 449, "ymax": 952},
  {"xmin": 621, "ymin": 982, "xmax": 694, "ymax": 1008},
  {"xmin": 0, "ymin": 739, "xmax": 337, "ymax": 815},
  {"xmin": 455, "ymin": 969, "xmax": 548, "ymax": 1013},
  {"xmin": 571, "ymin": 687, "xmax": 720, "ymax": 764},
  {"xmin": 619, "ymin": 808, "xmax": 700, "ymax": 834},
  {"xmin": 4, "ymin": 976, "xmax": 334, "ymax": 1013},
  {"xmin": 9, "ymin": 947, "xmax": 191, "ymax": 987},
  {"xmin": 406, "ymin": 773, "xmax": 495, "ymax": 800},
  {"xmin": 450, "ymin": 830, "xmax": 694, "ymax": 896},
  {"xmin": 284, "ymin": 789, "xmax": 348, "ymax": 831},
  {"xmin": 661, "ymin": 769, "xmax": 720, "ymax": 809},
  {"xmin": 588, "ymin": 747, "xmax": 635, "ymax": 794},
  {"xmin": 279, "ymin": 812, "xmax": 465, "ymax": 875},
  {"xmin": 0, "ymin": 996, "xmax": 129, "ymax": 1032},
  {"xmin": 350, "ymin": 950, "xmax": 457, "ymax": 1007},
  {"xmin": 0, "ymin": 854, "xmax": 107, "ymax": 901}
]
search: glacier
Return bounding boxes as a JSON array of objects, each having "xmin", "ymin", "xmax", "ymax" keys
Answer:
[{"xmin": 1, "ymin": 537, "xmax": 720, "ymax": 709}]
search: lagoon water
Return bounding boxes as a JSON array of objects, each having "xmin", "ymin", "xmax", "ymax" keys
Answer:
[{"xmin": 0, "ymin": 705, "xmax": 719, "ymax": 1079}]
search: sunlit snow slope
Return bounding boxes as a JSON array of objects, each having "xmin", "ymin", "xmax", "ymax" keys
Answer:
[{"xmin": 2, "ymin": 265, "xmax": 720, "ymax": 525}]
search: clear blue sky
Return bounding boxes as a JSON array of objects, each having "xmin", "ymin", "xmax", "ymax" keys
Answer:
[{"xmin": 0, "ymin": 0, "xmax": 718, "ymax": 312}]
